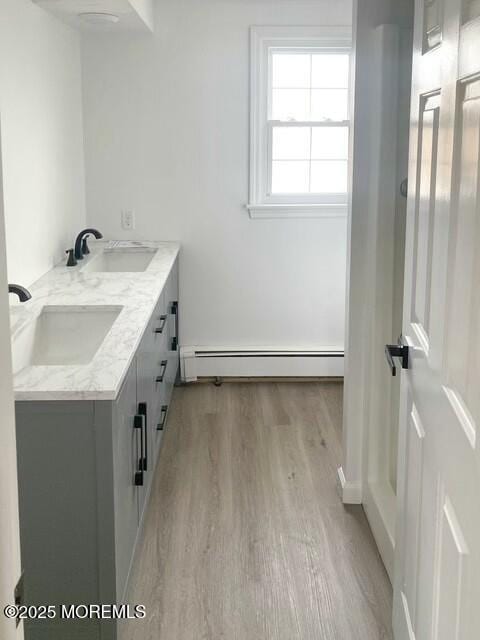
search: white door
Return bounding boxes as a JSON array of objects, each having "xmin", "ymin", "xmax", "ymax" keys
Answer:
[
  {"xmin": 393, "ymin": 1, "xmax": 480, "ymax": 638},
  {"xmin": 0, "ymin": 124, "xmax": 23, "ymax": 639}
]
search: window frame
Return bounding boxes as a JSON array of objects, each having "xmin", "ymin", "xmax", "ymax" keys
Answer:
[{"xmin": 248, "ymin": 26, "xmax": 352, "ymax": 219}]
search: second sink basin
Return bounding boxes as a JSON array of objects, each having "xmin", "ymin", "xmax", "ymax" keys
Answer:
[
  {"xmin": 82, "ymin": 250, "xmax": 156, "ymax": 273},
  {"xmin": 12, "ymin": 305, "xmax": 122, "ymax": 373}
]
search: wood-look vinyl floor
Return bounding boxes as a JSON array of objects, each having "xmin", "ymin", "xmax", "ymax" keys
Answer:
[{"xmin": 120, "ymin": 382, "xmax": 393, "ymax": 640}]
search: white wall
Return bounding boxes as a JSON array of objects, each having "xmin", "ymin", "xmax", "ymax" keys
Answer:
[
  {"xmin": 81, "ymin": 0, "xmax": 352, "ymax": 353},
  {"xmin": 0, "ymin": 0, "xmax": 86, "ymax": 287}
]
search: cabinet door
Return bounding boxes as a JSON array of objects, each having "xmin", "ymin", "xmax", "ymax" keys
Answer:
[
  {"xmin": 136, "ymin": 334, "xmax": 155, "ymax": 510},
  {"xmin": 167, "ymin": 259, "xmax": 180, "ymax": 382},
  {"xmin": 165, "ymin": 258, "xmax": 179, "ymax": 350},
  {"xmin": 112, "ymin": 360, "xmax": 140, "ymax": 600}
]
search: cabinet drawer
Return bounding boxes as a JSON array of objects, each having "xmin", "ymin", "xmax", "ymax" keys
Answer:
[
  {"xmin": 147, "ymin": 290, "xmax": 168, "ymax": 349},
  {"xmin": 151, "ymin": 327, "xmax": 170, "ymax": 429}
]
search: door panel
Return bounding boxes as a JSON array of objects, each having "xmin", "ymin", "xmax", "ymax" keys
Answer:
[
  {"xmin": 411, "ymin": 93, "xmax": 441, "ymax": 351},
  {"xmin": 443, "ymin": 78, "xmax": 480, "ymax": 447},
  {"xmin": 401, "ymin": 403, "xmax": 425, "ymax": 630},
  {"xmin": 424, "ymin": 0, "xmax": 443, "ymax": 49},
  {"xmin": 394, "ymin": 1, "xmax": 480, "ymax": 639},
  {"xmin": 432, "ymin": 492, "xmax": 470, "ymax": 640}
]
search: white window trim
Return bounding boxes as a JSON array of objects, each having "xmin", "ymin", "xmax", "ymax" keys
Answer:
[{"xmin": 247, "ymin": 25, "xmax": 352, "ymax": 220}]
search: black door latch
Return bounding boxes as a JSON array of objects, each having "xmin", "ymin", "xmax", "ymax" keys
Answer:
[{"xmin": 385, "ymin": 337, "xmax": 410, "ymax": 377}]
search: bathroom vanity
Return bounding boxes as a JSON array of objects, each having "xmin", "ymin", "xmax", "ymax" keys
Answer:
[{"xmin": 11, "ymin": 241, "xmax": 180, "ymax": 640}]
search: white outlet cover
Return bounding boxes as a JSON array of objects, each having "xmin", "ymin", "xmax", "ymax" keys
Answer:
[{"xmin": 121, "ymin": 210, "xmax": 135, "ymax": 230}]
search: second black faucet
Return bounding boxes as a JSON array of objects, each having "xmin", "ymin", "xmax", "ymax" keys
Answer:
[{"xmin": 74, "ymin": 228, "xmax": 103, "ymax": 261}]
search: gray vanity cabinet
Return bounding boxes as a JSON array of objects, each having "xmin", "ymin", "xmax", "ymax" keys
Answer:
[{"xmin": 15, "ymin": 259, "xmax": 179, "ymax": 640}]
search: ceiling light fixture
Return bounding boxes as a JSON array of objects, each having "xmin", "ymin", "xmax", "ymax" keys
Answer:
[{"xmin": 78, "ymin": 12, "xmax": 120, "ymax": 25}]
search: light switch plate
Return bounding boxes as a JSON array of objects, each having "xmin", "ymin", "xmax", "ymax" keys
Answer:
[{"xmin": 121, "ymin": 210, "xmax": 135, "ymax": 230}]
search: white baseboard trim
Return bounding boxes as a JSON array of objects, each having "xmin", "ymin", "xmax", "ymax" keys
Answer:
[
  {"xmin": 180, "ymin": 346, "xmax": 344, "ymax": 382},
  {"xmin": 363, "ymin": 482, "xmax": 395, "ymax": 582},
  {"xmin": 337, "ymin": 467, "xmax": 363, "ymax": 504}
]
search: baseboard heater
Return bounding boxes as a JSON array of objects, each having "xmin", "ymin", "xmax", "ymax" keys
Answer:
[{"xmin": 180, "ymin": 347, "xmax": 344, "ymax": 382}]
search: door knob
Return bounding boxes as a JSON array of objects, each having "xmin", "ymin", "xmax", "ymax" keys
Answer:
[{"xmin": 385, "ymin": 337, "xmax": 410, "ymax": 377}]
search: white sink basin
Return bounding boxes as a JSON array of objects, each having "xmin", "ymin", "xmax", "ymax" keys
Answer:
[
  {"xmin": 82, "ymin": 250, "xmax": 156, "ymax": 273},
  {"xmin": 12, "ymin": 305, "xmax": 122, "ymax": 372}
]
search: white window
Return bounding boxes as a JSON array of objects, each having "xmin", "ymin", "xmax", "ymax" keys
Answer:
[{"xmin": 248, "ymin": 26, "xmax": 352, "ymax": 218}]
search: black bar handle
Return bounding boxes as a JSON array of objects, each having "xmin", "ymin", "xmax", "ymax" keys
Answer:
[
  {"xmin": 134, "ymin": 414, "xmax": 144, "ymax": 486},
  {"xmin": 385, "ymin": 337, "xmax": 410, "ymax": 377},
  {"xmin": 155, "ymin": 360, "xmax": 168, "ymax": 384},
  {"xmin": 154, "ymin": 315, "xmax": 168, "ymax": 334},
  {"xmin": 170, "ymin": 301, "xmax": 179, "ymax": 354},
  {"xmin": 138, "ymin": 402, "xmax": 148, "ymax": 471},
  {"xmin": 157, "ymin": 405, "xmax": 168, "ymax": 431}
]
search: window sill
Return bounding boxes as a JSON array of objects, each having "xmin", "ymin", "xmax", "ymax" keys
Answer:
[{"xmin": 246, "ymin": 203, "xmax": 348, "ymax": 219}]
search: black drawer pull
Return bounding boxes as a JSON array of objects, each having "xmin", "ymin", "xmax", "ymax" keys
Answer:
[
  {"xmin": 157, "ymin": 405, "xmax": 168, "ymax": 431},
  {"xmin": 138, "ymin": 402, "xmax": 148, "ymax": 471},
  {"xmin": 154, "ymin": 315, "xmax": 168, "ymax": 334},
  {"xmin": 170, "ymin": 301, "xmax": 179, "ymax": 351},
  {"xmin": 134, "ymin": 414, "xmax": 144, "ymax": 486},
  {"xmin": 155, "ymin": 360, "xmax": 168, "ymax": 384}
]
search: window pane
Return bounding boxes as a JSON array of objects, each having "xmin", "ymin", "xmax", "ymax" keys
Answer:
[
  {"xmin": 272, "ymin": 127, "xmax": 311, "ymax": 160},
  {"xmin": 310, "ymin": 89, "xmax": 348, "ymax": 121},
  {"xmin": 272, "ymin": 89, "xmax": 310, "ymax": 121},
  {"xmin": 272, "ymin": 53, "xmax": 310, "ymax": 88},
  {"xmin": 311, "ymin": 127, "xmax": 348, "ymax": 160},
  {"xmin": 310, "ymin": 160, "xmax": 348, "ymax": 193},
  {"xmin": 272, "ymin": 161, "xmax": 309, "ymax": 193},
  {"xmin": 311, "ymin": 54, "xmax": 349, "ymax": 88}
]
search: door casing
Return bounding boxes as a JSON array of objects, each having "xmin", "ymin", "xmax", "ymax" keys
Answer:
[
  {"xmin": 340, "ymin": 0, "xmax": 414, "ymax": 510},
  {"xmin": 0, "ymin": 117, "xmax": 24, "ymax": 639}
]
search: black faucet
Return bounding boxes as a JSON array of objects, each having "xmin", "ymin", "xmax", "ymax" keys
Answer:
[
  {"xmin": 74, "ymin": 228, "xmax": 103, "ymax": 260},
  {"xmin": 8, "ymin": 284, "xmax": 32, "ymax": 302}
]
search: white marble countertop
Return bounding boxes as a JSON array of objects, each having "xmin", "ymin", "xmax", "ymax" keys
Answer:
[{"xmin": 11, "ymin": 241, "xmax": 180, "ymax": 402}]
